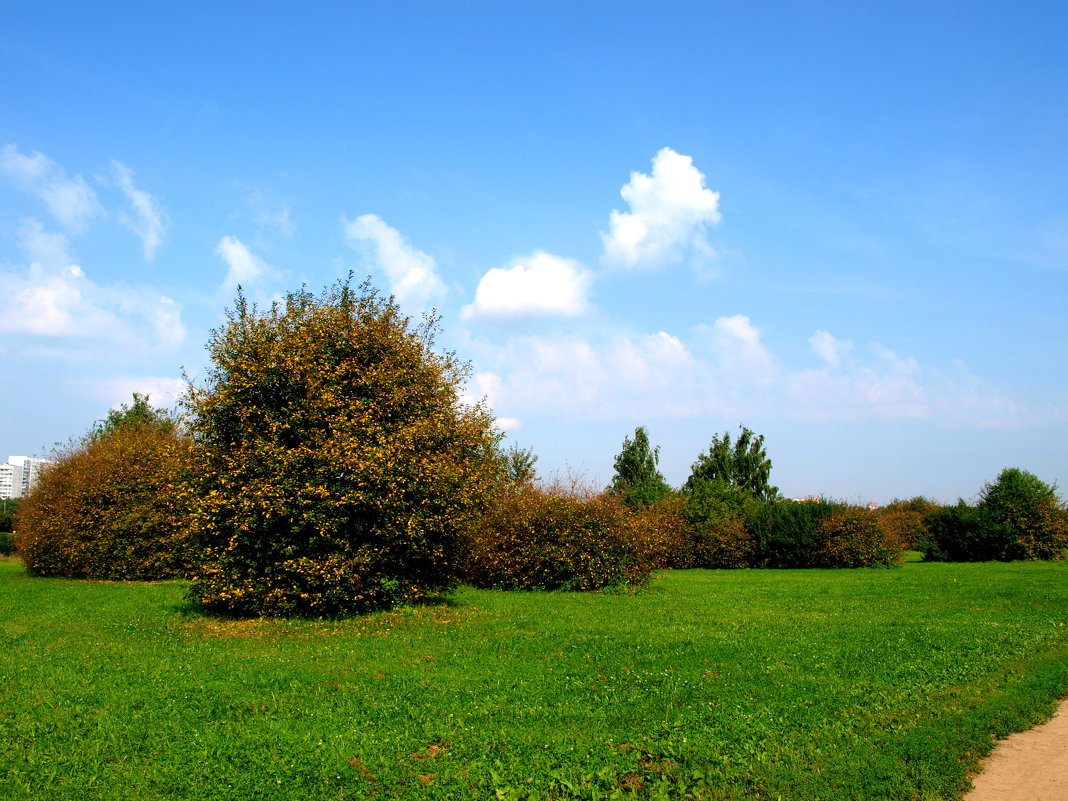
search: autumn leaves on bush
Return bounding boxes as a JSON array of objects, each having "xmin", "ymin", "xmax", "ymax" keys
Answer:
[{"xmin": 12, "ymin": 278, "xmax": 1068, "ymax": 617}]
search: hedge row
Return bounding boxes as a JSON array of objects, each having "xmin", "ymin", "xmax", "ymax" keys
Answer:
[
  {"xmin": 460, "ymin": 486, "xmax": 910, "ymax": 591},
  {"xmin": 13, "ymin": 437, "xmax": 1065, "ymax": 599}
]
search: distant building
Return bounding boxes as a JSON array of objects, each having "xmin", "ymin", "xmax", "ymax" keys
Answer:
[
  {"xmin": 0, "ymin": 456, "xmax": 53, "ymax": 500},
  {"xmin": 0, "ymin": 464, "xmax": 13, "ymax": 500}
]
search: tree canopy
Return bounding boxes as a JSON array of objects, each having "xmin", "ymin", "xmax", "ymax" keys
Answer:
[
  {"xmin": 684, "ymin": 426, "xmax": 778, "ymax": 501},
  {"xmin": 608, "ymin": 426, "xmax": 673, "ymax": 506}
]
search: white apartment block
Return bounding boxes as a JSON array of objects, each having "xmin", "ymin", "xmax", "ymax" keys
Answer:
[{"xmin": 0, "ymin": 456, "xmax": 53, "ymax": 500}]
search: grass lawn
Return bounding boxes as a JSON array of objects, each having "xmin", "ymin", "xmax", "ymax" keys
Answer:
[{"xmin": 1, "ymin": 557, "xmax": 1067, "ymax": 800}]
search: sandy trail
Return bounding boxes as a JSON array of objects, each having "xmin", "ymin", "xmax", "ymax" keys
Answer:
[{"xmin": 965, "ymin": 700, "xmax": 1068, "ymax": 801}]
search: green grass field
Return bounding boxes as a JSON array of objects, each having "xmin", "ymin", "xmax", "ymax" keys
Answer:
[{"xmin": 2, "ymin": 557, "xmax": 1066, "ymax": 800}]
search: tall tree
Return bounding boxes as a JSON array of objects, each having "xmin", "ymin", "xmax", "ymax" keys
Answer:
[
  {"xmin": 685, "ymin": 426, "xmax": 778, "ymax": 501},
  {"xmin": 609, "ymin": 426, "xmax": 672, "ymax": 506}
]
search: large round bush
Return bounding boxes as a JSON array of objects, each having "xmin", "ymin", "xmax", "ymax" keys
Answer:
[
  {"xmin": 185, "ymin": 279, "xmax": 500, "ymax": 617},
  {"xmin": 16, "ymin": 412, "xmax": 194, "ymax": 580}
]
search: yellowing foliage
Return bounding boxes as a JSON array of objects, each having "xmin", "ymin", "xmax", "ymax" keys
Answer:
[
  {"xmin": 810, "ymin": 506, "xmax": 905, "ymax": 569},
  {"xmin": 184, "ymin": 279, "xmax": 500, "ymax": 617},
  {"xmin": 462, "ymin": 480, "xmax": 686, "ymax": 590},
  {"xmin": 16, "ymin": 418, "xmax": 195, "ymax": 580}
]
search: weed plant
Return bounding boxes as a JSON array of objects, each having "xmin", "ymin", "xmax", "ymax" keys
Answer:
[{"xmin": 2, "ymin": 557, "xmax": 1067, "ymax": 800}]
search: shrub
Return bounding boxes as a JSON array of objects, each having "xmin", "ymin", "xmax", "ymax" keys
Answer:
[
  {"xmin": 924, "ymin": 469, "xmax": 1068, "ymax": 562},
  {"xmin": 811, "ymin": 506, "xmax": 904, "ymax": 568},
  {"xmin": 463, "ymin": 482, "xmax": 658, "ymax": 591},
  {"xmin": 746, "ymin": 498, "xmax": 842, "ymax": 568},
  {"xmin": 979, "ymin": 468, "xmax": 1067, "ymax": 560},
  {"xmin": 623, "ymin": 496, "xmax": 693, "ymax": 570},
  {"xmin": 185, "ymin": 279, "xmax": 500, "ymax": 617},
  {"xmin": 922, "ymin": 501, "xmax": 989, "ymax": 562},
  {"xmin": 689, "ymin": 516, "xmax": 754, "ymax": 569},
  {"xmin": 680, "ymin": 481, "xmax": 757, "ymax": 568},
  {"xmin": 879, "ymin": 497, "xmax": 939, "ymax": 553},
  {"xmin": 15, "ymin": 407, "xmax": 194, "ymax": 580},
  {"xmin": 0, "ymin": 531, "xmax": 14, "ymax": 556}
]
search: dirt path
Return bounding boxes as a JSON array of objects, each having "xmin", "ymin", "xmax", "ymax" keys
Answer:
[{"xmin": 965, "ymin": 700, "xmax": 1068, "ymax": 801}]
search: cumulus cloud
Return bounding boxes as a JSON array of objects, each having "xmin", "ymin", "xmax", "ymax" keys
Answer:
[
  {"xmin": 459, "ymin": 371, "xmax": 524, "ymax": 432},
  {"xmin": 600, "ymin": 147, "xmax": 721, "ymax": 270},
  {"xmin": 1, "ymin": 144, "xmax": 102, "ymax": 233},
  {"xmin": 342, "ymin": 214, "xmax": 446, "ymax": 312},
  {"xmin": 0, "ymin": 218, "xmax": 185, "ymax": 355},
  {"xmin": 462, "ymin": 252, "xmax": 592, "ymax": 321},
  {"xmin": 460, "ymin": 371, "xmax": 504, "ymax": 409},
  {"xmin": 108, "ymin": 160, "xmax": 168, "ymax": 260}
]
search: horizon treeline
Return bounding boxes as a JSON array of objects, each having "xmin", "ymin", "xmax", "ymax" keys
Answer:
[{"xmin": 7, "ymin": 278, "xmax": 1067, "ymax": 617}]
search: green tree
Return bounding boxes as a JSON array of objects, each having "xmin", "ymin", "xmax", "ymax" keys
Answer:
[
  {"xmin": 184, "ymin": 278, "xmax": 501, "ymax": 617},
  {"xmin": 89, "ymin": 392, "xmax": 174, "ymax": 441},
  {"xmin": 608, "ymin": 426, "xmax": 673, "ymax": 506},
  {"xmin": 684, "ymin": 426, "xmax": 778, "ymax": 501},
  {"xmin": 978, "ymin": 468, "xmax": 1067, "ymax": 560},
  {"xmin": 498, "ymin": 444, "xmax": 539, "ymax": 486}
]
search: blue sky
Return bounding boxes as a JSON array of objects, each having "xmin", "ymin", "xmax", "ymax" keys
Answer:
[{"xmin": 2, "ymin": 1, "xmax": 1066, "ymax": 503}]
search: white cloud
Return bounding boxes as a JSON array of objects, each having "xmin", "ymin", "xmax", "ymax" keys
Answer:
[
  {"xmin": 108, "ymin": 160, "xmax": 168, "ymax": 260},
  {"xmin": 83, "ymin": 376, "xmax": 188, "ymax": 410},
  {"xmin": 469, "ymin": 330, "xmax": 705, "ymax": 421},
  {"xmin": 0, "ymin": 218, "xmax": 185, "ymax": 355},
  {"xmin": 787, "ymin": 339, "xmax": 927, "ymax": 421},
  {"xmin": 462, "ymin": 252, "xmax": 591, "ymax": 320},
  {"xmin": 1, "ymin": 144, "xmax": 102, "ymax": 233},
  {"xmin": 699, "ymin": 314, "xmax": 776, "ymax": 381},
  {"xmin": 463, "ymin": 319, "xmax": 1029, "ymax": 428},
  {"xmin": 342, "ymin": 214, "xmax": 446, "ymax": 312},
  {"xmin": 461, "ymin": 371, "xmax": 504, "ymax": 409},
  {"xmin": 244, "ymin": 188, "xmax": 296, "ymax": 239},
  {"xmin": 216, "ymin": 235, "xmax": 272, "ymax": 290},
  {"xmin": 809, "ymin": 329, "xmax": 853, "ymax": 369},
  {"xmin": 600, "ymin": 147, "xmax": 721, "ymax": 270},
  {"xmin": 260, "ymin": 204, "xmax": 295, "ymax": 238},
  {"xmin": 460, "ymin": 372, "xmax": 523, "ymax": 432}
]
